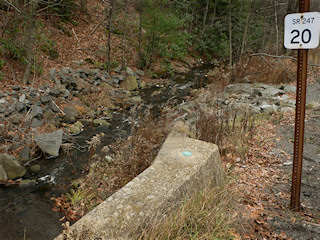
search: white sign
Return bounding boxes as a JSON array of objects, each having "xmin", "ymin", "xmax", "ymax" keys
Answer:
[{"xmin": 284, "ymin": 12, "xmax": 320, "ymax": 49}]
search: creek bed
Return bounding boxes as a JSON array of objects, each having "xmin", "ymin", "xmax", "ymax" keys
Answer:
[{"xmin": 0, "ymin": 64, "xmax": 214, "ymax": 240}]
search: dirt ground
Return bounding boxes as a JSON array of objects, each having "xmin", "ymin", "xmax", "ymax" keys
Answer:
[{"xmin": 267, "ymin": 83, "xmax": 320, "ymax": 239}]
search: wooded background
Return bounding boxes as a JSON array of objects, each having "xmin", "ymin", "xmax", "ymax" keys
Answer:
[{"xmin": 0, "ymin": 0, "xmax": 320, "ymax": 84}]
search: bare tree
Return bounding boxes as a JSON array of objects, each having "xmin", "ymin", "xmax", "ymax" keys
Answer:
[
  {"xmin": 22, "ymin": 0, "xmax": 38, "ymax": 85},
  {"xmin": 273, "ymin": 0, "xmax": 279, "ymax": 55},
  {"xmin": 201, "ymin": 0, "xmax": 210, "ymax": 38},
  {"xmin": 121, "ymin": 0, "xmax": 129, "ymax": 67},
  {"xmin": 228, "ymin": 0, "xmax": 232, "ymax": 66},
  {"xmin": 106, "ymin": 0, "xmax": 115, "ymax": 73},
  {"xmin": 240, "ymin": 0, "xmax": 252, "ymax": 61}
]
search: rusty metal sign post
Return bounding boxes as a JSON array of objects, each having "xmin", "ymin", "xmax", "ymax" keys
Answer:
[
  {"xmin": 290, "ymin": 0, "xmax": 311, "ymax": 212},
  {"xmin": 283, "ymin": 0, "xmax": 319, "ymax": 211},
  {"xmin": 290, "ymin": 0, "xmax": 309, "ymax": 212}
]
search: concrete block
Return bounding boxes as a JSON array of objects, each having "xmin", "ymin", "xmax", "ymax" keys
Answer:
[{"xmin": 55, "ymin": 122, "xmax": 224, "ymax": 240}]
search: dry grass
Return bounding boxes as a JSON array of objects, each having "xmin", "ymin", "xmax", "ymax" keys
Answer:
[
  {"xmin": 206, "ymin": 54, "xmax": 297, "ymax": 86},
  {"xmin": 195, "ymin": 100, "xmax": 255, "ymax": 159},
  {"xmin": 137, "ymin": 180, "xmax": 240, "ymax": 240},
  {"xmin": 111, "ymin": 105, "xmax": 172, "ymax": 182}
]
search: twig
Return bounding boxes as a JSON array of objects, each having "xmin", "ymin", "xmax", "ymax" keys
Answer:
[
  {"xmin": 6, "ymin": 85, "xmax": 45, "ymax": 93},
  {"xmin": 24, "ymin": 154, "xmax": 42, "ymax": 166},
  {"xmin": 250, "ymin": 53, "xmax": 320, "ymax": 67},
  {"xmin": 0, "ymin": 116, "xmax": 32, "ymax": 140},
  {"xmin": 4, "ymin": 0, "xmax": 21, "ymax": 13},
  {"xmin": 50, "ymin": 100, "xmax": 65, "ymax": 115},
  {"xmin": 90, "ymin": 15, "xmax": 108, "ymax": 35},
  {"xmin": 72, "ymin": 28, "xmax": 81, "ymax": 47},
  {"xmin": 250, "ymin": 52, "xmax": 296, "ymax": 60}
]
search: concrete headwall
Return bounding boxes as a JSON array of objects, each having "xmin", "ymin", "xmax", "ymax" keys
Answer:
[{"xmin": 55, "ymin": 122, "xmax": 224, "ymax": 240}]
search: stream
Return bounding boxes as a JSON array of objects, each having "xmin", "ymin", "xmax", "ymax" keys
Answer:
[{"xmin": 0, "ymin": 64, "xmax": 214, "ymax": 240}]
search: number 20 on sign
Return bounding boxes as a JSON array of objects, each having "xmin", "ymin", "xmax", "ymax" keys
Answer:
[{"xmin": 284, "ymin": 12, "xmax": 320, "ymax": 49}]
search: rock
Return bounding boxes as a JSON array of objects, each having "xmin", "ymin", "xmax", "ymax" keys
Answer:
[
  {"xmin": 121, "ymin": 75, "xmax": 138, "ymax": 91},
  {"xmin": 50, "ymin": 68, "xmax": 57, "ymax": 80},
  {"xmin": 63, "ymin": 106, "xmax": 78, "ymax": 123},
  {"xmin": 280, "ymin": 107, "xmax": 295, "ymax": 112},
  {"xmin": 19, "ymin": 94, "xmax": 26, "ymax": 102},
  {"xmin": 62, "ymin": 89, "xmax": 71, "ymax": 98},
  {"xmin": 100, "ymin": 82, "xmax": 112, "ymax": 89},
  {"xmin": 79, "ymin": 119, "xmax": 92, "ymax": 125},
  {"xmin": 7, "ymin": 113, "xmax": 22, "ymax": 124},
  {"xmin": 113, "ymin": 65, "xmax": 123, "ymax": 73},
  {"xmin": 0, "ymin": 99, "xmax": 7, "ymax": 104},
  {"xmin": 31, "ymin": 118, "xmax": 42, "ymax": 128},
  {"xmin": 75, "ymin": 78, "xmax": 89, "ymax": 91},
  {"xmin": 102, "ymin": 71, "xmax": 111, "ymax": 79},
  {"xmin": 30, "ymin": 164, "xmax": 41, "ymax": 173},
  {"xmin": 74, "ymin": 121, "xmax": 84, "ymax": 128},
  {"xmin": 29, "ymin": 105, "xmax": 43, "ymax": 118},
  {"xmin": 19, "ymin": 179, "xmax": 37, "ymax": 188},
  {"xmin": 0, "ymin": 154, "xmax": 26, "ymax": 180},
  {"xmin": 278, "ymin": 95, "xmax": 290, "ymax": 101},
  {"xmin": 48, "ymin": 101, "xmax": 60, "ymax": 112},
  {"xmin": 69, "ymin": 125, "xmax": 81, "ymax": 134},
  {"xmin": 40, "ymin": 95, "xmax": 52, "ymax": 104},
  {"xmin": 43, "ymin": 109, "xmax": 56, "ymax": 122},
  {"xmin": 283, "ymin": 85, "xmax": 297, "ymax": 93},
  {"xmin": 260, "ymin": 104, "xmax": 278, "ymax": 113},
  {"xmin": 139, "ymin": 81, "xmax": 146, "ymax": 88},
  {"xmin": 11, "ymin": 85, "xmax": 21, "ymax": 91},
  {"xmin": 0, "ymin": 165, "xmax": 7, "ymax": 180},
  {"xmin": 4, "ymin": 105, "xmax": 15, "ymax": 116},
  {"xmin": 130, "ymin": 96, "xmax": 142, "ymax": 103},
  {"xmin": 93, "ymin": 119, "xmax": 111, "ymax": 127},
  {"xmin": 61, "ymin": 67, "xmax": 72, "ymax": 75},
  {"xmin": 34, "ymin": 129, "xmax": 64, "ymax": 157},
  {"xmin": 0, "ymin": 104, "xmax": 6, "ymax": 113},
  {"xmin": 49, "ymin": 88, "xmax": 60, "ymax": 97},
  {"xmin": 135, "ymin": 70, "xmax": 145, "ymax": 76},
  {"xmin": 260, "ymin": 87, "xmax": 285, "ymax": 98},
  {"xmin": 57, "ymin": 84, "xmax": 67, "ymax": 93},
  {"xmin": 16, "ymin": 102, "xmax": 26, "ymax": 112},
  {"xmin": 112, "ymin": 75, "xmax": 125, "ymax": 82},
  {"xmin": 126, "ymin": 67, "xmax": 135, "ymax": 75},
  {"xmin": 19, "ymin": 147, "xmax": 31, "ymax": 163}
]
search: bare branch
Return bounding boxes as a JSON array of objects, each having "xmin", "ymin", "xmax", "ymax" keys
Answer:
[{"xmin": 250, "ymin": 53, "xmax": 320, "ymax": 67}]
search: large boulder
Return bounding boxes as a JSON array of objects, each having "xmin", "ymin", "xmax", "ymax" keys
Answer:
[
  {"xmin": 0, "ymin": 154, "xmax": 26, "ymax": 180},
  {"xmin": 34, "ymin": 130, "xmax": 63, "ymax": 157}
]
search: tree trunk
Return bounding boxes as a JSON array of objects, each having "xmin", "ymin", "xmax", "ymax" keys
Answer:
[
  {"xmin": 228, "ymin": 0, "xmax": 233, "ymax": 66},
  {"xmin": 106, "ymin": 0, "xmax": 115, "ymax": 73},
  {"xmin": 274, "ymin": 0, "xmax": 279, "ymax": 55},
  {"xmin": 138, "ymin": 0, "xmax": 143, "ymax": 67},
  {"xmin": 200, "ymin": 0, "xmax": 209, "ymax": 37},
  {"xmin": 240, "ymin": 0, "xmax": 252, "ymax": 61},
  {"xmin": 121, "ymin": 0, "xmax": 129, "ymax": 67},
  {"xmin": 22, "ymin": 0, "xmax": 38, "ymax": 85}
]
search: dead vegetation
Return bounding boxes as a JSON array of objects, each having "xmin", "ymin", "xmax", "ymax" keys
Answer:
[{"xmin": 52, "ymin": 105, "xmax": 173, "ymax": 221}]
